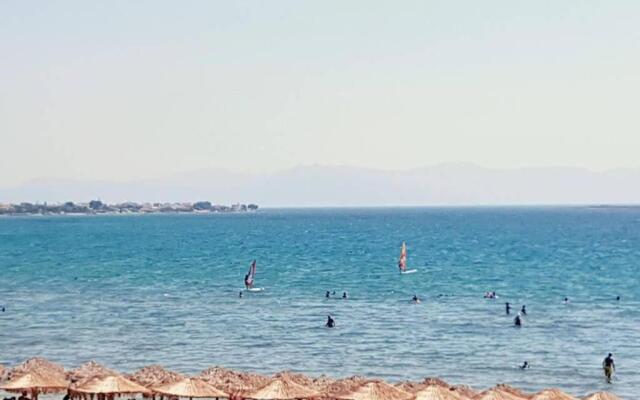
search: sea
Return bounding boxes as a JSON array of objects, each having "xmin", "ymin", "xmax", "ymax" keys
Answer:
[{"xmin": 0, "ymin": 207, "xmax": 638, "ymax": 398}]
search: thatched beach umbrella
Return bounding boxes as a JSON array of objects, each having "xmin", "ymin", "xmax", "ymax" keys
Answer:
[
  {"xmin": 449, "ymin": 386, "xmax": 478, "ymax": 399},
  {"xmin": 333, "ymin": 380, "xmax": 412, "ymax": 400},
  {"xmin": 530, "ymin": 389, "xmax": 577, "ymax": 400},
  {"xmin": 472, "ymin": 388, "xmax": 527, "ymax": 400},
  {"xmin": 244, "ymin": 377, "xmax": 320, "ymax": 400},
  {"xmin": 413, "ymin": 384, "xmax": 468, "ymax": 400},
  {"xmin": 319, "ymin": 376, "xmax": 367, "ymax": 398},
  {"xmin": 582, "ymin": 392, "xmax": 620, "ymax": 400},
  {"xmin": 199, "ymin": 367, "xmax": 270, "ymax": 394},
  {"xmin": 491, "ymin": 385, "xmax": 530, "ymax": 400},
  {"xmin": 10, "ymin": 358, "xmax": 66, "ymax": 381},
  {"xmin": 68, "ymin": 361, "xmax": 118, "ymax": 386},
  {"xmin": 272, "ymin": 372, "xmax": 331, "ymax": 392},
  {"xmin": 127, "ymin": 366, "xmax": 185, "ymax": 388},
  {"xmin": 152, "ymin": 377, "xmax": 228, "ymax": 399},
  {"xmin": 71, "ymin": 375, "xmax": 152, "ymax": 398},
  {"xmin": 0, "ymin": 372, "xmax": 70, "ymax": 400}
]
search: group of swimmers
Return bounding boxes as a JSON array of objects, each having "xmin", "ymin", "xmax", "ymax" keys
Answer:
[{"xmin": 326, "ymin": 290, "xmax": 348, "ymax": 299}]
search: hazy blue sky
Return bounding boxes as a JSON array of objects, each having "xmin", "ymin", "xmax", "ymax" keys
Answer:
[{"xmin": 1, "ymin": 1, "xmax": 639, "ymax": 187}]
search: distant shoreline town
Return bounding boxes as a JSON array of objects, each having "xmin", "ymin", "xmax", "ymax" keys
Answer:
[{"xmin": 0, "ymin": 200, "xmax": 258, "ymax": 216}]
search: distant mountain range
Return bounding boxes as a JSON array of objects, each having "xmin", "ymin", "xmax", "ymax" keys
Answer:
[{"xmin": 2, "ymin": 164, "xmax": 640, "ymax": 207}]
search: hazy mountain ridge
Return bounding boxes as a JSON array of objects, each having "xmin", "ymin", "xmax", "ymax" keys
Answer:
[{"xmin": 1, "ymin": 164, "xmax": 640, "ymax": 207}]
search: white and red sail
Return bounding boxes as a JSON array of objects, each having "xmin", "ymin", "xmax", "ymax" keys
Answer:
[
  {"xmin": 245, "ymin": 260, "xmax": 256, "ymax": 287},
  {"xmin": 398, "ymin": 242, "xmax": 407, "ymax": 272}
]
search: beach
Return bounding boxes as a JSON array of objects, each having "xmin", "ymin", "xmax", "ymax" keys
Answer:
[{"xmin": 0, "ymin": 208, "xmax": 638, "ymax": 398}]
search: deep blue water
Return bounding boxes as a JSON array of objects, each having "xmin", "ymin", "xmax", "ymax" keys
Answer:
[{"xmin": 0, "ymin": 208, "xmax": 639, "ymax": 398}]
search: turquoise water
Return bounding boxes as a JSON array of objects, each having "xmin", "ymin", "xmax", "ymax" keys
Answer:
[{"xmin": 0, "ymin": 208, "xmax": 638, "ymax": 398}]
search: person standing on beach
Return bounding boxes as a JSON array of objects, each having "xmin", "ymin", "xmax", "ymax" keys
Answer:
[
  {"xmin": 603, "ymin": 353, "xmax": 615, "ymax": 383},
  {"xmin": 505, "ymin": 302, "xmax": 511, "ymax": 314}
]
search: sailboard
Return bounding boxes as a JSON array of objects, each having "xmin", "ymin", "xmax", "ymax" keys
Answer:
[
  {"xmin": 398, "ymin": 242, "xmax": 418, "ymax": 274},
  {"xmin": 243, "ymin": 260, "xmax": 264, "ymax": 291}
]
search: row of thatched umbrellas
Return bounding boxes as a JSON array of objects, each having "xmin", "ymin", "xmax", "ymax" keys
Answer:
[{"xmin": 0, "ymin": 359, "xmax": 620, "ymax": 400}]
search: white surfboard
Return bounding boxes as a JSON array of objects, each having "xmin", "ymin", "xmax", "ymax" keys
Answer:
[{"xmin": 244, "ymin": 287, "xmax": 265, "ymax": 292}]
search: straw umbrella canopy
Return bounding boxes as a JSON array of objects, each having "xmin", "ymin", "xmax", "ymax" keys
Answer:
[
  {"xmin": 333, "ymin": 380, "xmax": 412, "ymax": 400},
  {"xmin": 244, "ymin": 377, "xmax": 320, "ymax": 400},
  {"xmin": 152, "ymin": 377, "xmax": 228, "ymax": 399},
  {"xmin": 68, "ymin": 361, "xmax": 118, "ymax": 386},
  {"xmin": 472, "ymin": 388, "xmax": 528, "ymax": 400},
  {"xmin": 199, "ymin": 367, "xmax": 270, "ymax": 394},
  {"xmin": 0, "ymin": 372, "xmax": 70, "ymax": 400},
  {"xmin": 450, "ymin": 386, "xmax": 478, "ymax": 399},
  {"xmin": 582, "ymin": 392, "xmax": 620, "ymax": 400},
  {"xmin": 71, "ymin": 375, "xmax": 152, "ymax": 396},
  {"xmin": 491, "ymin": 385, "xmax": 530, "ymax": 400},
  {"xmin": 272, "ymin": 372, "xmax": 331, "ymax": 392},
  {"xmin": 127, "ymin": 366, "xmax": 185, "ymax": 387},
  {"xmin": 530, "ymin": 389, "xmax": 578, "ymax": 400},
  {"xmin": 9, "ymin": 358, "xmax": 66, "ymax": 381},
  {"xmin": 414, "ymin": 385, "xmax": 468, "ymax": 400},
  {"xmin": 319, "ymin": 376, "xmax": 367, "ymax": 398}
]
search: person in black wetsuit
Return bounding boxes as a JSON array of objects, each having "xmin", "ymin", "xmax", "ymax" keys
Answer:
[
  {"xmin": 325, "ymin": 290, "xmax": 330, "ymax": 298},
  {"xmin": 505, "ymin": 302, "xmax": 511, "ymax": 315},
  {"xmin": 603, "ymin": 353, "xmax": 615, "ymax": 383},
  {"xmin": 521, "ymin": 305, "xmax": 527, "ymax": 315},
  {"xmin": 514, "ymin": 314, "xmax": 522, "ymax": 326},
  {"xmin": 520, "ymin": 361, "xmax": 530, "ymax": 369},
  {"xmin": 342, "ymin": 292, "xmax": 348, "ymax": 299},
  {"xmin": 326, "ymin": 315, "xmax": 335, "ymax": 328}
]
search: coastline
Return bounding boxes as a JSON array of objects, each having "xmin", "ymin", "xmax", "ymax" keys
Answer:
[{"xmin": 0, "ymin": 201, "xmax": 258, "ymax": 217}]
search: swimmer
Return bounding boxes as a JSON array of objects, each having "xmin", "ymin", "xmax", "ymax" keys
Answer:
[
  {"xmin": 342, "ymin": 291, "xmax": 348, "ymax": 299},
  {"xmin": 325, "ymin": 315, "xmax": 335, "ymax": 328},
  {"xmin": 616, "ymin": 296, "xmax": 621, "ymax": 301},
  {"xmin": 238, "ymin": 291, "xmax": 243, "ymax": 298},
  {"xmin": 325, "ymin": 290, "xmax": 330, "ymax": 299},
  {"xmin": 411, "ymin": 294, "xmax": 420, "ymax": 304},
  {"xmin": 521, "ymin": 305, "xmax": 527, "ymax": 315},
  {"xmin": 505, "ymin": 302, "xmax": 511, "ymax": 315},
  {"xmin": 602, "ymin": 353, "xmax": 615, "ymax": 383},
  {"xmin": 514, "ymin": 313, "xmax": 522, "ymax": 326},
  {"xmin": 520, "ymin": 361, "xmax": 530, "ymax": 369},
  {"xmin": 563, "ymin": 297, "xmax": 570, "ymax": 304}
]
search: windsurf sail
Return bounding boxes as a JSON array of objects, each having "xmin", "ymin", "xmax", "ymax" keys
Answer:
[
  {"xmin": 245, "ymin": 260, "xmax": 256, "ymax": 287},
  {"xmin": 398, "ymin": 242, "xmax": 407, "ymax": 272}
]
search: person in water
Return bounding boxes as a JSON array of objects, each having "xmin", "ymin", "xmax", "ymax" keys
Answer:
[
  {"xmin": 563, "ymin": 297, "xmax": 570, "ymax": 304},
  {"xmin": 411, "ymin": 294, "xmax": 420, "ymax": 304},
  {"xmin": 602, "ymin": 353, "xmax": 615, "ymax": 383},
  {"xmin": 520, "ymin": 361, "xmax": 530, "ymax": 369},
  {"xmin": 616, "ymin": 296, "xmax": 621, "ymax": 301},
  {"xmin": 325, "ymin": 290, "xmax": 330, "ymax": 298},
  {"xmin": 326, "ymin": 315, "xmax": 335, "ymax": 328},
  {"xmin": 342, "ymin": 291, "xmax": 348, "ymax": 299},
  {"xmin": 505, "ymin": 302, "xmax": 511, "ymax": 315},
  {"xmin": 238, "ymin": 291, "xmax": 243, "ymax": 298},
  {"xmin": 521, "ymin": 305, "xmax": 527, "ymax": 315},
  {"xmin": 514, "ymin": 313, "xmax": 522, "ymax": 326},
  {"xmin": 244, "ymin": 273, "xmax": 252, "ymax": 289}
]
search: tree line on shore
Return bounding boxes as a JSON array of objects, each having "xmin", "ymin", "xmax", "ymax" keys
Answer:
[{"xmin": 0, "ymin": 200, "xmax": 258, "ymax": 215}]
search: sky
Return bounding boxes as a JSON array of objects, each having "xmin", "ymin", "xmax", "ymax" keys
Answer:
[{"xmin": 1, "ymin": 1, "xmax": 639, "ymax": 187}]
